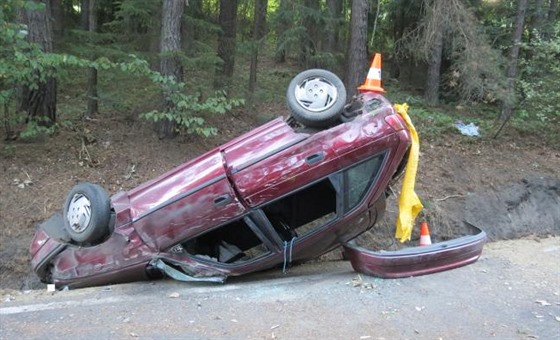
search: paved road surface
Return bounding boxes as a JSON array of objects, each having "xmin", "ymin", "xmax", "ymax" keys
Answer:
[{"xmin": 1, "ymin": 238, "xmax": 559, "ymax": 339}]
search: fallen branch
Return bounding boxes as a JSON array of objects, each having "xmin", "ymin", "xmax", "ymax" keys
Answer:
[
  {"xmin": 435, "ymin": 194, "xmax": 464, "ymax": 202},
  {"xmin": 79, "ymin": 136, "xmax": 92, "ymax": 163}
]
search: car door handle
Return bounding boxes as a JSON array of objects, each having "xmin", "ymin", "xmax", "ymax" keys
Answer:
[
  {"xmin": 306, "ymin": 152, "xmax": 324, "ymax": 165},
  {"xmin": 214, "ymin": 194, "xmax": 231, "ymax": 207}
]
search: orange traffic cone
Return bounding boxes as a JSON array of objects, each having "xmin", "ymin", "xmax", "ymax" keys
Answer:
[
  {"xmin": 357, "ymin": 53, "xmax": 385, "ymax": 94},
  {"xmin": 419, "ymin": 221, "xmax": 432, "ymax": 246}
]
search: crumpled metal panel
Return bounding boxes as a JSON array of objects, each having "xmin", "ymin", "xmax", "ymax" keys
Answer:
[
  {"xmin": 30, "ymin": 228, "xmax": 66, "ymax": 280},
  {"xmin": 151, "ymin": 252, "xmax": 231, "ymax": 281},
  {"xmin": 50, "ymin": 224, "xmax": 154, "ymax": 284},
  {"xmin": 152, "ymin": 259, "xmax": 226, "ymax": 283}
]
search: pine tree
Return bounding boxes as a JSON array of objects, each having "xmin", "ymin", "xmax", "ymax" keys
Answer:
[{"xmin": 18, "ymin": 0, "xmax": 57, "ymax": 126}]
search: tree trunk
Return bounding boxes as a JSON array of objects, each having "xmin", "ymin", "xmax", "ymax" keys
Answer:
[
  {"xmin": 391, "ymin": 3, "xmax": 406, "ymax": 79},
  {"xmin": 183, "ymin": 0, "xmax": 202, "ymax": 55},
  {"xmin": 49, "ymin": 0, "xmax": 63, "ymax": 45},
  {"xmin": 544, "ymin": 0, "xmax": 558, "ymax": 39},
  {"xmin": 80, "ymin": 0, "xmax": 89, "ymax": 30},
  {"xmin": 301, "ymin": 0, "xmax": 319, "ymax": 67},
  {"xmin": 274, "ymin": 0, "xmax": 290, "ymax": 63},
  {"xmin": 159, "ymin": 0, "xmax": 185, "ymax": 139},
  {"xmin": 549, "ymin": 0, "xmax": 558, "ymax": 21},
  {"xmin": 369, "ymin": 0, "xmax": 381, "ymax": 48},
  {"xmin": 18, "ymin": 0, "xmax": 57, "ymax": 126},
  {"xmin": 421, "ymin": 0, "xmax": 445, "ymax": 106},
  {"xmin": 425, "ymin": 23, "xmax": 443, "ymax": 106},
  {"xmin": 86, "ymin": 0, "xmax": 98, "ymax": 117},
  {"xmin": 495, "ymin": 0, "xmax": 528, "ymax": 137},
  {"xmin": 345, "ymin": 0, "xmax": 369, "ymax": 98},
  {"xmin": 326, "ymin": 0, "xmax": 343, "ymax": 54},
  {"xmin": 248, "ymin": 0, "xmax": 268, "ymax": 97},
  {"xmin": 534, "ymin": 0, "xmax": 547, "ymax": 31},
  {"xmin": 214, "ymin": 0, "xmax": 239, "ymax": 90},
  {"xmin": 61, "ymin": 0, "xmax": 74, "ymax": 22}
]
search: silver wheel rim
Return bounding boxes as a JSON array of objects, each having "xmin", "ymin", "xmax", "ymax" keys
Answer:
[
  {"xmin": 294, "ymin": 76, "xmax": 338, "ymax": 112},
  {"xmin": 67, "ymin": 193, "xmax": 92, "ymax": 233}
]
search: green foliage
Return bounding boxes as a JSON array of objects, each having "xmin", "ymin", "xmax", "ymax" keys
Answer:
[
  {"xmin": 1, "ymin": 0, "xmax": 58, "ymax": 137},
  {"xmin": 517, "ymin": 23, "xmax": 560, "ymax": 127},
  {"xmin": 370, "ymin": 0, "xmax": 411, "ymax": 53},
  {"xmin": 406, "ymin": 104, "xmax": 499, "ymax": 141},
  {"xmin": 19, "ymin": 117, "xmax": 58, "ymax": 138},
  {"xmin": 2, "ymin": 144, "xmax": 16, "ymax": 158},
  {"xmin": 399, "ymin": 0, "xmax": 508, "ymax": 104},
  {"xmin": 408, "ymin": 106, "xmax": 456, "ymax": 138},
  {"xmin": 502, "ymin": 22, "xmax": 560, "ymax": 143},
  {"xmin": 141, "ymin": 91, "xmax": 245, "ymax": 137},
  {"xmin": 111, "ymin": 0, "xmax": 160, "ymax": 36},
  {"xmin": 2, "ymin": 0, "xmax": 555, "ymax": 144},
  {"xmin": 387, "ymin": 85, "xmax": 495, "ymax": 140},
  {"xmin": 1, "ymin": 0, "xmax": 239, "ymax": 139},
  {"xmin": 119, "ymin": 56, "xmax": 245, "ymax": 136},
  {"xmin": 271, "ymin": 1, "xmax": 342, "ymax": 68},
  {"xmin": 65, "ymin": 29, "xmax": 128, "ymax": 61}
]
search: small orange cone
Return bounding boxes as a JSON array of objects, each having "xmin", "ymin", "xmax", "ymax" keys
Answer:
[
  {"xmin": 419, "ymin": 221, "xmax": 432, "ymax": 246},
  {"xmin": 357, "ymin": 53, "xmax": 385, "ymax": 94}
]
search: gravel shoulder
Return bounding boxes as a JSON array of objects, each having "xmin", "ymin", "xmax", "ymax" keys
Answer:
[{"xmin": 1, "ymin": 237, "xmax": 559, "ymax": 339}]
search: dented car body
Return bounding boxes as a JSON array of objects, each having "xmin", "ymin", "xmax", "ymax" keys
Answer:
[{"xmin": 31, "ymin": 92, "xmax": 415, "ymax": 288}]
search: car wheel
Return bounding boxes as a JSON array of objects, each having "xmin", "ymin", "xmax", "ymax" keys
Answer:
[
  {"xmin": 63, "ymin": 182, "xmax": 111, "ymax": 244},
  {"xmin": 287, "ymin": 69, "xmax": 347, "ymax": 128}
]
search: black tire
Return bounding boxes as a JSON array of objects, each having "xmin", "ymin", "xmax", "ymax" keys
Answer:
[
  {"xmin": 63, "ymin": 182, "xmax": 111, "ymax": 244},
  {"xmin": 286, "ymin": 69, "xmax": 347, "ymax": 128}
]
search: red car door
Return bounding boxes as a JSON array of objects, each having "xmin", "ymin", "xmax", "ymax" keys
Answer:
[
  {"xmin": 129, "ymin": 151, "xmax": 246, "ymax": 250},
  {"xmin": 223, "ymin": 118, "xmax": 341, "ymax": 208}
]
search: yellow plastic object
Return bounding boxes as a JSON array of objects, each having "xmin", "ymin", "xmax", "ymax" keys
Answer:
[{"xmin": 394, "ymin": 103, "xmax": 423, "ymax": 242}]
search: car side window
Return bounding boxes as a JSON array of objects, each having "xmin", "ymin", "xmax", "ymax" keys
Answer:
[
  {"xmin": 261, "ymin": 177, "xmax": 337, "ymax": 241},
  {"xmin": 343, "ymin": 154, "xmax": 385, "ymax": 212},
  {"xmin": 170, "ymin": 217, "xmax": 271, "ymax": 265}
]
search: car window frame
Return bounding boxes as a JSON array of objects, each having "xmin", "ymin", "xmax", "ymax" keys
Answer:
[
  {"xmin": 165, "ymin": 151, "xmax": 388, "ymax": 268},
  {"xmin": 342, "ymin": 152, "xmax": 387, "ymax": 214},
  {"xmin": 254, "ymin": 150, "xmax": 389, "ymax": 246},
  {"xmin": 166, "ymin": 212, "xmax": 278, "ymax": 269}
]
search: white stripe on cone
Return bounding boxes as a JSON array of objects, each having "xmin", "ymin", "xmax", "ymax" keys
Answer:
[
  {"xmin": 419, "ymin": 234, "xmax": 432, "ymax": 246},
  {"xmin": 366, "ymin": 68, "xmax": 382, "ymax": 80}
]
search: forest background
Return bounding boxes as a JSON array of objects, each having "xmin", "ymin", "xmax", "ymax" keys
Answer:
[{"xmin": 0, "ymin": 0, "xmax": 558, "ymax": 142}]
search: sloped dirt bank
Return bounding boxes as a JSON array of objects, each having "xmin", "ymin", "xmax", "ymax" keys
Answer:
[{"xmin": 448, "ymin": 176, "xmax": 560, "ymax": 240}]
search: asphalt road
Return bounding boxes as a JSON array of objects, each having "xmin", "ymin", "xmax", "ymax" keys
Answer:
[{"xmin": 1, "ymin": 238, "xmax": 559, "ymax": 339}]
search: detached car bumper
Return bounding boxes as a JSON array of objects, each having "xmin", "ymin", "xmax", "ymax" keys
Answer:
[{"xmin": 343, "ymin": 223, "xmax": 487, "ymax": 278}]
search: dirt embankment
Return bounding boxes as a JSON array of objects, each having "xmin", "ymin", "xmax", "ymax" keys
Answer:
[
  {"xmin": 1, "ymin": 109, "xmax": 559, "ymax": 290},
  {"xmin": 348, "ymin": 139, "xmax": 560, "ymax": 253}
]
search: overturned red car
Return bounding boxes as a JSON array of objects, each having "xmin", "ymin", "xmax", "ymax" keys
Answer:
[
  {"xmin": 30, "ymin": 68, "xmax": 485, "ymax": 289},
  {"xmin": 30, "ymin": 69, "xmax": 415, "ymax": 288}
]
